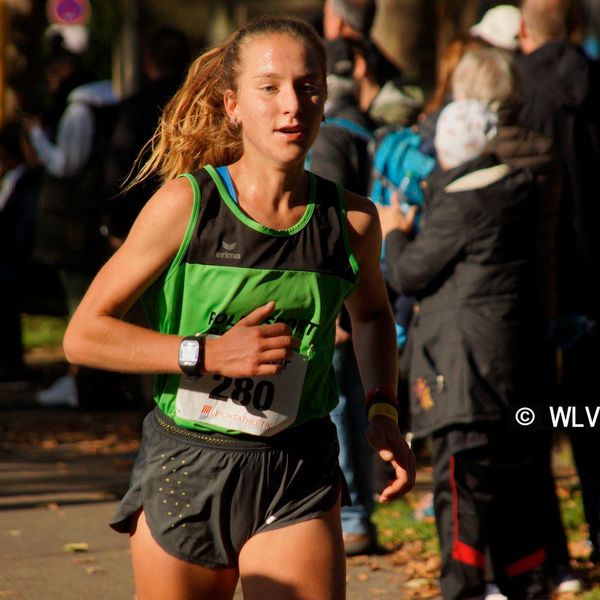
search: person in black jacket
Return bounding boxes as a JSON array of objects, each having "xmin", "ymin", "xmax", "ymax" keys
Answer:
[
  {"xmin": 102, "ymin": 27, "xmax": 191, "ymax": 245},
  {"xmin": 380, "ymin": 99, "xmax": 549, "ymax": 600},
  {"xmin": 308, "ymin": 37, "xmax": 378, "ymax": 557},
  {"xmin": 0, "ymin": 121, "xmax": 41, "ymax": 383},
  {"xmin": 518, "ymin": 0, "xmax": 600, "ymax": 566}
]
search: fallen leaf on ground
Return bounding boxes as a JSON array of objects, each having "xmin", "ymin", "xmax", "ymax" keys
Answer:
[
  {"xmin": 73, "ymin": 556, "xmax": 96, "ymax": 564},
  {"xmin": 404, "ymin": 578, "xmax": 431, "ymax": 589},
  {"xmin": 63, "ymin": 542, "xmax": 89, "ymax": 552},
  {"xmin": 85, "ymin": 566, "xmax": 105, "ymax": 574},
  {"xmin": 569, "ymin": 539, "xmax": 593, "ymax": 559}
]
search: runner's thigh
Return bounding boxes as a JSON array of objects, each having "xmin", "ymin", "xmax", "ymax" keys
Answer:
[
  {"xmin": 238, "ymin": 500, "xmax": 346, "ymax": 600},
  {"xmin": 130, "ymin": 509, "xmax": 239, "ymax": 600}
]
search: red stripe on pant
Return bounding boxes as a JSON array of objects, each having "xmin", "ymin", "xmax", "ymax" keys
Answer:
[
  {"xmin": 505, "ymin": 547, "xmax": 546, "ymax": 578},
  {"xmin": 449, "ymin": 455, "xmax": 486, "ymax": 569}
]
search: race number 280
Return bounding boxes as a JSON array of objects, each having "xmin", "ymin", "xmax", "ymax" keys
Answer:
[{"xmin": 208, "ymin": 375, "xmax": 275, "ymax": 410}]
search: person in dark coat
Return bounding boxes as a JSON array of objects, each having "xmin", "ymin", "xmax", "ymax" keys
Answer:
[
  {"xmin": 102, "ymin": 27, "xmax": 191, "ymax": 245},
  {"xmin": 380, "ymin": 98, "xmax": 549, "ymax": 600},
  {"xmin": 309, "ymin": 38, "xmax": 375, "ymax": 195},
  {"xmin": 0, "ymin": 121, "xmax": 41, "ymax": 382},
  {"xmin": 308, "ymin": 37, "xmax": 378, "ymax": 557},
  {"xmin": 518, "ymin": 0, "xmax": 600, "ymax": 566},
  {"xmin": 453, "ymin": 44, "xmax": 581, "ymax": 595}
]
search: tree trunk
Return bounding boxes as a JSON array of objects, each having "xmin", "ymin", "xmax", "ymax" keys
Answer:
[{"xmin": 3, "ymin": 0, "xmax": 46, "ymax": 120}]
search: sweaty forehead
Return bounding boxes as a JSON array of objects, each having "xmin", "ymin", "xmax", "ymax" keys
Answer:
[{"xmin": 239, "ymin": 33, "xmax": 323, "ymax": 78}]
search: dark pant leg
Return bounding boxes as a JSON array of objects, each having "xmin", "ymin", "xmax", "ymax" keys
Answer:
[
  {"xmin": 562, "ymin": 333, "xmax": 600, "ymax": 556},
  {"xmin": 486, "ymin": 432, "xmax": 549, "ymax": 600},
  {"xmin": 432, "ymin": 434, "xmax": 488, "ymax": 600},
  {"xmin": 432, "ymin": 429, "xmax": 550, "ymax": 600},
  {"xmin": 0, "ymin": 270, "xmax": 26, "ymax": 377}
]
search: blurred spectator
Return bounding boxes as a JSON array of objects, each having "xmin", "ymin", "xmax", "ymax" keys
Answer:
[
  {"xmin": 381, "ymin": 97, "xmax": 549, "ymax": 600},
  {"xmin": 353, "ymin": 38, "xmax": 424, "ymax": 129},
  {"xmin": 25, "ymin": 39, "xmax": 118, "ymax": 407},
  {"xmin": 313, "ymin": 38, "xmax": 375, "ymax": 191},
  {"xmin": 419, "ymin": 35, "xmax": 489, "ymax": 156},
  {"xmin": 450, "ymin": 46, "xmax": 560, "ymax": 322},
  {"xmin": 0, "ymin": 121, "xmax": 41, "ymax": 384},
  {"xmin": 451, "ymin": 46, "xmax": 520, "ymax": 105},
  {"xmin": 318, "ymin": 0, "xmax": 420, "ymax": 558},
  {"xmin": 518, "ymin": 0, "xmax": 600, "ymax": 568},
  {"xmin": 102, "ymin": 27, "xmax": 191, "ymax": 245},
  {"xmin": 582, "ymin": 0, "xmax": 600, "ymax": 58},
  {"xmin": 323, "ymin": 0, "xmax": 423, "ymax": 127},
  {"xmin": 421, "ymin": 5, "xmax": 522, "ymax": 158},
  {"xmin": 456, "ymin": 46, "xmax": 577, "ymax": 599},
  {"xmin": 471, "ymin": 4, "xmax": 522, "ymax": 51},
  {"xmin": 309, "ymin": 37, "xmax": 377, "ymax": 557},
  {"xmin": 322, "ymin": 0, "xmax": 376, "ymax": 41}
]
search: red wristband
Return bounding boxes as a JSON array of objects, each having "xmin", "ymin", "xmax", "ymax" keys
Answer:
[{"xmin": 364, "ymin": 386, "xmax": 398, "ymax": 414}]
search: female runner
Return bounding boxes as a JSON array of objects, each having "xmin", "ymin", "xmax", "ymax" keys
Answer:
[{"xmin": 64, "ymin": 15, "xmax": 415, "ymax": 600}]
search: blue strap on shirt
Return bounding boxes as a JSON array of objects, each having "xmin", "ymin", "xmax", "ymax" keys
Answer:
[{"xmin": 215, "ymin": 165, "xmax": 237, "ymax": 203}]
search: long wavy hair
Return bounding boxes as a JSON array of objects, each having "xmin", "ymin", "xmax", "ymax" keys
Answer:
[{"xmin": 130, "ymin": 15, "xmax": 326, "ymax": 187}]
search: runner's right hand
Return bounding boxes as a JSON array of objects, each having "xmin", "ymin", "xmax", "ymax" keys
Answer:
[{"xmin": 204, "ymin": 301, "xmax": 300, "ymax": 377}]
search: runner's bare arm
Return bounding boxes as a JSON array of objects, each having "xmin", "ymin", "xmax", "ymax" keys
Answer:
[
  {"xmin": 344, "ymin": 191, "xmax": 397, "ymax": 394},
  {"xmin": 63, "ymin": 178, "xmax": 297, "ymax": 377},
  {"xmin": 344, "ymin": 191, "xmax": 416, "ymax": 501}
]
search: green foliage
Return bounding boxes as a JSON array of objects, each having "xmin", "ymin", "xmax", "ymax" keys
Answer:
[
  {"xmin": 22, "ymin": 314, "xmax": 68, "ymax": 351},
  {"xmin": 373, "ymin": 493, "xmax": 438, "ymax": 553},
  {"xmin": 562, "ymin": 486, "xmax": 588, "ymax": 539}
]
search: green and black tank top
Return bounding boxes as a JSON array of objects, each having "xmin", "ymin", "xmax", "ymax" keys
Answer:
[{"xmin": 142, "ymin": 165, "xmax": 359, "ymax": 433}]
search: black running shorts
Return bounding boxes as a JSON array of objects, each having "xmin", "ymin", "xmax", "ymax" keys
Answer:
[{"xmin": 110, "ymin": 408, "xmax": 346, "ymax": 568}]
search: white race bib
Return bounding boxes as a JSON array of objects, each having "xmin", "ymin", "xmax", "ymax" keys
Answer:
[{"xmin": 175, "ymin": 351, "xmax": 308, "ymax": 436}]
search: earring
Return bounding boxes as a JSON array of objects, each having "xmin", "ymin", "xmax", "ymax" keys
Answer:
[{"xmin": 230, "ymin": 117, "xmax": 239, "ymax": 127}]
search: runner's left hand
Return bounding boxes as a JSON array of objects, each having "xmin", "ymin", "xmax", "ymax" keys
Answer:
[{"xmin": 366, "ymin": 416, "xmax": 416, "ymax": 502}]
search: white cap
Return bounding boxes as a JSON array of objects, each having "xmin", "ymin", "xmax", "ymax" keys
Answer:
[
  {"xmin": 470, "ymin": 5, "xmax": 521, "ymax": 51},
  {"xmin": 46, "ymin": 24, "xmax": 89, "ymax": 54}
]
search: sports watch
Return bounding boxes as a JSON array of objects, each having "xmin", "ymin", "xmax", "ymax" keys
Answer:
[{"xmin": 178, "ymin": 335, "xmax": 206, "ymax": 377}]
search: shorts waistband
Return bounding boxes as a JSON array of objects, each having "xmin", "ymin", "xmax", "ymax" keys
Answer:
[{"xmin": 151, "ymin": 407, "xmax": 333, "ymax": 450}]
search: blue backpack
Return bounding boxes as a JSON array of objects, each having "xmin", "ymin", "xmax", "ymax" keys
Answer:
[
  {"xmin": 369, "ymin": 127, "xmax": 435, "ymax": 351},
  {"xmin": 369, "ymin": 127, "xmax": 435, "ymax": 220}
]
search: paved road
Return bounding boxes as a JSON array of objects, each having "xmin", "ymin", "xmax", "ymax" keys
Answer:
[
  {"xmin": 0, "ymin": 500, "xmax": 414, "ymax": 600},
  {"xmin": 0, "ymin": 501, "xmax": 135, "ymax": 600},
  {"xmin": 0, "ymin": 462, "xmax": 415, "ymax": 600}
]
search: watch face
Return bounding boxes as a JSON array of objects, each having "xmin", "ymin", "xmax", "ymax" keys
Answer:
[{"xmin": 180, "ymin": 339, "xmax": 200, "ymax": 366}]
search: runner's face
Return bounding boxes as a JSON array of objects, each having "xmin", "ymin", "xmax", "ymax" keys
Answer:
[{"xmin": 225, "ymin": 33, "xmax": 326, "ymax": 168}]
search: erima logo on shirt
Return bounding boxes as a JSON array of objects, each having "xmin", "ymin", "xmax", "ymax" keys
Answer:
[{"xmin": 216, "ymin": 240, "xmax": 242, "ymax": 260}]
